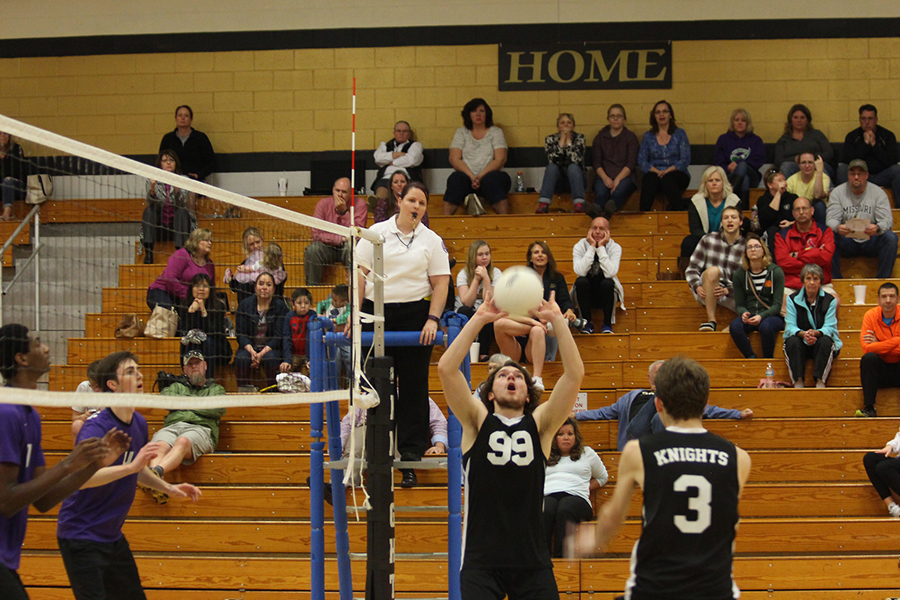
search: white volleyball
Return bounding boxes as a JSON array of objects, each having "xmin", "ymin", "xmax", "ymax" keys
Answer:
[{"xmin": 492, "ymin": 266, "xmax": 544, "ymax": 317}]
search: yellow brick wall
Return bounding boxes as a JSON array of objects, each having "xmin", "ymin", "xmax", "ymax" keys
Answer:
[{"xmin": 2, "ymin": 38, "xmax": 900, "ymax": 157}]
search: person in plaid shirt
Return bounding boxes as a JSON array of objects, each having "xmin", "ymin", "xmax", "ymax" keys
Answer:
[{"xmin": 685, "ymin": 206, "xmax": 746, "ymax": 332}]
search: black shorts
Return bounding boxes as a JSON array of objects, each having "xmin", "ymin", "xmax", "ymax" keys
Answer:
[
  {"xmin": 0, "ymin": 565, "xmax": 29, "ymax": 600},
  {"xmin": 58, "ymin": 536, "xmax": 146, "ymax": 600},
  {"xmin": 460, "ymin": 566, "xmax": 557, "ymax": 600}
]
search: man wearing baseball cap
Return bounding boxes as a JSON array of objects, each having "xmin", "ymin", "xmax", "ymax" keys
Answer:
[
  {"xmin": 143, "ymin": 350, "xmax": 226, "ymax": 504},
  {"xmin": 826, "ymin": 158, "xmax": 898, "ymax": 279}
]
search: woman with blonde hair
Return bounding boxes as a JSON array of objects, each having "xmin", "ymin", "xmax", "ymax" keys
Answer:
[
  {"xmin": 714, "ymin": 108, "xmax": 765, "ymax": 209},
  {"xmin": 729, "ymin": 233, "xmax": 785, "ymax": 358},
  {"xmin": 455, "ymin": 240, "xmax": 502, "ymax": 361},
  {"xmin": 146, "ymin": 227, "xmax": 214, "ymax": 311},
  {"xmin": 681, "ymin": 165, "xmax": 742, "ymax": 259}
]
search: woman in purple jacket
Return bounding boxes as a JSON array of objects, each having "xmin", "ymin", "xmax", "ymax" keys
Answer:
[
  {"xmin": 714, "ymin": 108, "xmax": 765, "ymax": 210},
  {"xmin": 146, "ymin": 228, "xmax": 215, "ymax": 311}
]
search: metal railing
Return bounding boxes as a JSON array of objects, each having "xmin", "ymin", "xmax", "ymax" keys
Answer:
[{"xmin": 0, "ymin": 204, "xmax": 43, "ymax": 329}]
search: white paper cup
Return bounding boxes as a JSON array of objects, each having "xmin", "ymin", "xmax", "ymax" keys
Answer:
[
  {"xmin": 277, "ymin": 177, "xmax": 288, "ymax": 196},
  {"xmin": 469, "ymin": 342, "xmax": 480, "ymax": 363},
  {"xmin": 853, "ymin": 284, "xmax": 867, "ymax": 305}
]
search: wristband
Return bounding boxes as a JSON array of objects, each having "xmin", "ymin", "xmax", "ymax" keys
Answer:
[{"xmin": 426, "ymin": 315, "xmax": 440, "ymax": 324}]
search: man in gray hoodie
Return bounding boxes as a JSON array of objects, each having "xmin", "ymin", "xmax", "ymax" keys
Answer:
[{"xmin": 826, "ymin": 159, "xmax": 898, "ymax": 279}]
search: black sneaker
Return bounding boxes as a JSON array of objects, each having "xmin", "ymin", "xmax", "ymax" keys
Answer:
[{"xmin": 855, "ymin": 406, "xmax": 877, "ymax": 417}]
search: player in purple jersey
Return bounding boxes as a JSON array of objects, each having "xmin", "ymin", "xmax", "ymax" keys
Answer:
[
  {"xmin": 0, "ymin": 323, "xmax": 123, "ymax": 600},
  {"xmin": 57, "ymin": 351, "xmax": 201, "ymax": 600}
]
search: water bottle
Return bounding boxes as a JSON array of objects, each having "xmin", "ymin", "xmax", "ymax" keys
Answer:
[
  {"xmin": 751, "ymin": 205, "xmax": 760, "ymax": 232},
  {"xmin": 765, "ymin": 363, "xmax": 775, "ymax": 389},
  {"xmin": 515, "ymin": 171, "xmax": 525, "ymax": 192}
]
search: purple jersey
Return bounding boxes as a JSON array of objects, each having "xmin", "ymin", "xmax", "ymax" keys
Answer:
[
  {"xmin": 57, "ymin": 409, "xmax": 148, "ymax": 543},
  {"xmin": 0, "ymin": 403, "xmax": 46, "ymax": 570}
]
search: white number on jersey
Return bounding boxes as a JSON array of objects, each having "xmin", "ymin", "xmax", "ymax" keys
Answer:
[
  {"xmin": 487, "ymin": 430, "xmax": 534, "ymax": 466},
  {"xmin": 24, "ymin": 443, "xmax": 32, "ymax": 469},
  {"xmin": 672, "ymin": 474, "xmax": 712, "ymax": 534},
  {"xmin": 122, "ymin": 451, "xmax": 135, "ymax": 465}
]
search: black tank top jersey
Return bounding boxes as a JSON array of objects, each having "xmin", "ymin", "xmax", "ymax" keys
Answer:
[
  {"xmin": 627, "ymin": 429, "xmax": 740, "ymax": 600},
  {"xmin": 461, "ymin": 412, "xmax": 552, "ymax": 570}
]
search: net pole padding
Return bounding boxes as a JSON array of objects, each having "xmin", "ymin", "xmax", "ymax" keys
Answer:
[
  {"xmin": 442, "ymin": 312, "xmax": 468, "ymax": 600},
  {"xmin": 364, "ymin": 355, "xmax": 395, "ymax": 600},
  {"xmin": 0, "ymin": 386, "xmax": 348, "ymax": 409},
  {"xmin": 309, "ymin": 317, "xmax": 329, "ymax": 600},
  {"xmin": 325, "ymin": 391, "xmax": 353, "ymax": 600},
  {"xmin": 325, "ymin": 330, "xmax": 445, "ymax": 348},
  {"xmin": 0, "ymin": 114, "xmax": 382, "ymax": 244}
]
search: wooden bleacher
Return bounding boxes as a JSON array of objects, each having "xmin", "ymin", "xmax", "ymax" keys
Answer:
[{"xmin": 17, "ymin": 191, "xmax": 900, "ymax": 598}]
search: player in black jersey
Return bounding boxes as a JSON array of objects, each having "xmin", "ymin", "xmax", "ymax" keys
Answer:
[
  {"xmin": 438, "ymin": 293, "xmax": 584, "ymax": 600},
  {"xmin": 570, "ymin": 356, "xmax": 751, "ymax": 600}
]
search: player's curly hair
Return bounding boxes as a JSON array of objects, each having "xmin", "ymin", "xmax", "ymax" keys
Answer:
[
  {"xmin": 477, "ymin": 360, "xmax": 542, "ymax": 415},
  {"xmin": 547, "ymin": 416, "xmax": 584, "ymax": 466}
]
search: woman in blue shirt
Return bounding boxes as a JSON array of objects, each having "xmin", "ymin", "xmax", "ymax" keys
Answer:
[{"xmin": 638, "ymin": 100, "xmax": 691, "ymax": 211}]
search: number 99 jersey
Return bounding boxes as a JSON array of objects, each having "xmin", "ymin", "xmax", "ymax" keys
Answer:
[
  {"xmin": 461, "ymin": 413, "xmax": 552, "ymax": 570},
  {"xmin": 628, "ymin": 428, "xmax": 740, "ymax": 600}
]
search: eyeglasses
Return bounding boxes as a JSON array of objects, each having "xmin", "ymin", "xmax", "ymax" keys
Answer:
[
  {"xmin": 654, "ymin": 109, "xmax": 670, "ymax": 115},
  {"xmin": 394, "ymin": 129, "xmax": 410, "ymax": 134},
  {"xmin": 746, "ymin": 245, "xmax": 764, "ymax": 250}
]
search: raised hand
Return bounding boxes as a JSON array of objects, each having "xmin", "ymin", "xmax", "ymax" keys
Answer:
[
  {"xmin": 169, "ymin": 483, "xmax": 202, "ymax": 502},
  {"xmin": 99, "ymin": 429, "xmax": 132, "ymax": 467},
  {"xmin": 65, "ymin": 437, "xmax": 111, "ymax": 473}
]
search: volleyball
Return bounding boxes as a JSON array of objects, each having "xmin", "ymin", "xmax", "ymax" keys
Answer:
[{"xmin": 492, "ymin": 266, "xmax": 544, "ymax": 317}]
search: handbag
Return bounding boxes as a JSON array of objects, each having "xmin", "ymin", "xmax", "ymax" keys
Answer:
[
  {"xmin": 145, "ymin": 306, "xmax": 179, "ymax": 339},
  {"xmin": 114, "ymin": 313, "xmax": 145, "ymax": 338},
  {"xmin": 25, "ymin": 174, "xmax": 53, "ymax": 205}
]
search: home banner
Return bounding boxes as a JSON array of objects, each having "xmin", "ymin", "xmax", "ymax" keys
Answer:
[{"xmin": 498, "ymin": 41, "xmax": 672, "ymax": 91}]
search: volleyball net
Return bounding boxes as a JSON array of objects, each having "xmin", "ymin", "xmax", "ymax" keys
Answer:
[{"xmin": 0, "ymin": 112, "xmax": 383, "ymax": 410}]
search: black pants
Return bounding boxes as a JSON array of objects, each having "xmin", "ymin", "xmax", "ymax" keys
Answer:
[
  {"xmin": 863, "ymin": 452, "xmax": 900, "ymax": 501},
  {"xmin": 639, "ymin": 170, "xmax": 690, "ymax": 211},
  {"xmin": 543, "ymin": 491, "xmax": 593, "ymax": 558},
  {"xmin": 146, "ymin": 287, "xmax": 177, "ymax": 312},
  {"xmin": 457, "ymin": 305, "xmax": 495, "ymax": 356},
  {"xmin": 460, "ymin": 567, "xmax": 558, "ymax": 600},
  {"xmin": 445, "ymin": 170, "xmax": 511, "ymax": 206},
  {"xmin": 860, "ymin": 352, "xmax": 900, "ymax": 408},
  {"xmin": 680, "ymin": 234, "xmax": 702, "ymax": 259},
  {"xmin": 141, "ymin": 203, "xmax": 192, "ymax": 249},
  {"xmin": 234, "ymin": 347, "xmax": 281, "ymax": 388},
  {"xmin": 784, "ymin": 335, "xmax": 837, "ymax": 384},
  {"xmin": 58, "ymin": 536, "xmax": 146, "ymax": 600},
  {"xmin": 362, "ymin": 298, "xmax": 433, "ymax": 458},
  {"xmin": 0, "ymin": 565, "xmax": 29, "ymax": 600},
  {"xmin": 574, "ymin": 274, "xmax": 615, "ymax": 327}
]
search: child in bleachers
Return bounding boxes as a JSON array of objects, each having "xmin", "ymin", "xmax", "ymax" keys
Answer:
[
  {"xmin": 72, "ymin": 359, "xmax": 102, "ymax": 441},
  {"xmin": 281, "ymin": 287, "xmax": 315, "ymax": 376},
  {"xmin": 317, "ymin": 284, "xmax": 350, "ymax": 387},
  {"xmin": 226, "ymin": 229, "xmax": 287, "ymax": 305}
]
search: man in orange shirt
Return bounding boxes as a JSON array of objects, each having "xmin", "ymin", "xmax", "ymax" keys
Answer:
[{"xmin": 858, "ymin": 282, "xmax": 900, "ymax": 417}]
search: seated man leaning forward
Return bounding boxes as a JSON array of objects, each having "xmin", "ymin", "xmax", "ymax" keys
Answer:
[
  {"xmin": 143, "ymin": 350, "xmax": 226, "ymax": 504},
  {"xmin": 304, "ymin": 177, "xmax": 368, "ymax": 286},
  {"xmin": 685, "ymin": 206, "xmax": 747, "ymax": 332},
  {"xmin": 826, "ymin": 159, "xmax": 898, "ymax": 280}
]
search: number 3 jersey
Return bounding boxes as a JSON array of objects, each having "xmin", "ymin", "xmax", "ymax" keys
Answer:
[
  {"xmin": 628, "ymin": 427, "xmax": 740, "ymax": 600},
  {"xmin": 461, "ymin": 412, "xmax": 551, "ymax": 570}
]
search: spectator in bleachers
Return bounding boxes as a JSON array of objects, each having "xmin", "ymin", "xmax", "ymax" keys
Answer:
[
  {"xmin": 536, "ymin": 113, "xmax": 587, "ymax": 214},
  {"xmin": 572, "ymin": 216, "xmax": 623, "ymax": 334},
  {"xmin": 685, "ymin": 206, "xmax": 746, "ymax": 332},
  {"xmin": 755, "ymin": 168, "xmax": 798, "ymax": 254},
  {"xmin": 862, "ymin": 425, "xmax": 900, "ymax": 517},
  {"xmin": 783, "ymin": 263, "xmax": 841, "ymax": 389},
  {"xmin": 774, "ymin": 196, "xmax": 836, "ymax": 313},
  {"xmin": 146, "ymin": 228, "xmax": 215, "ymax": 311},
  {"xmin": 494, "ymin": 241, "xmax": 576, "ymax": 393},
  {"xmin": 304, "ymin": 177, "xmax": 367, "ymax": 286},
  {"xmin": 838, "ymin": 104, "xmax": 900, "ymax": 206},
  {"xmin": 159, "ymin": 105, "xmax": 216, "ymax": 183},
  {"xmin": 543, "ymin": 417, "xmax": 608, "ymax": 557},
  {"xmin": 72, "ymin": 359, "xmax": 103, "ymax": 441},
  {"xmin": 774, "ymin": 104, "xmax": 835, "ymax": 180},
  {"xmin": 682, "ymin": 166, "xmax": 741, "ymax": 260},
  {"xmin": 225, "ymin": 227, "xmax": 286, "ymax": 305},
  {"xmin": 729, "ymin": 234, "xmax": 785, "ymax": 359},
  {"xmin": 141, "ymin": 149, "xmax": 194, "ymax": 264},
  {"xmin": 234, "ymin": 272, "xmax": 289, "ymax": 392},
  {"xmin": 178, "ymin": 273, "xmax": 231, "ymax": 379},
  {"xmin": 857, "ymin": 282, "xmax": 900, "ymax": 418},
  {"xmin": 143, "ymin": 350, "xmax": 226, "ymax": 504},
  {"xmin": 637, "ymin": 100, "xmax": 691, "ymax": 211},
  {"xmin": 0, "ymin": 132, "xmax": 26, "ymax": 222},
  {"xmin": 371, "ymin": 120, "xmax": 424, "ymax": 202},
  {"xmin": 714, "ymin": 108, "xmax": 766, "ymax": 210},
  {"xmin": 786, "ymin": 152, "xmax": 829, "ymax": 229},
  {"xmin": 456, "ymin": 240, "xmax": 502, "ymax": 361},
  {"xmin": 280, "ymin": 287, "xmax": 315, "ymax": 376},
  {"xmin": 445, "ymin": 98, "xmax": 511, "ymax": 215},
  {"xmin": 590, "ymin": 103, "xmax": 638, "ymax": 218},
  {"xmin": 372, "ymin": 171, "xmax": 430, "ymax": 227},
  {"xmin": 317, "ymin": 284, "xmax": 351, "ymax": 384},
  {"xmin": 826, "ymin": 159, "xmax": 898, "ymax": 279}
]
